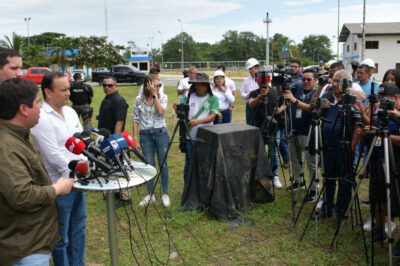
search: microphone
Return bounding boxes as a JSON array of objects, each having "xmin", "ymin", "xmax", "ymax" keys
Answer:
[
  {"xmin": 112, "ymin": 133, "xmax": 135, "ymax": 169},
  {"xmin": 120, "ymin": 130, "xmax": 149, "ymax": 164},
  {"xmin": 65, "ymin": 137, "xmax": 112, "ymax": 173},
  {"xmin": 100, "ymin": 135, "xmax": 130, "ymax": 180},
  {"xmin": 68, "ymin": 159, "xmax": 90, "ymax": 178}
]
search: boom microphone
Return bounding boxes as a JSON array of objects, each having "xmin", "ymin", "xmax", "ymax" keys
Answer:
[
  {"xmin": 65, "ymin": 137, "xmax": 112, "ymax": 172},
  {"xmin": 121, "ymin": 131, "xmax": 149, "ymax": 164}
]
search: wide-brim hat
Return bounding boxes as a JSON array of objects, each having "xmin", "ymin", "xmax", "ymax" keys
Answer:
[{"xmin": 188, "ymin": 73, "xmax": 212, "ymax": 95}]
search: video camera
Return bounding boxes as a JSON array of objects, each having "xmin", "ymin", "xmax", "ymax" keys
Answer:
[
  {"xmin": 271, "ymin": 65, "xmax": 292, "ymax": 92},
  {"xmin": 340, "ymin": 79, "xmax": 357, "ymax": 105},
  {"xmin": 175, "ymin": 104, "xmax": 189, "ymax": 120},
  {"xmin": 255, "ymin": 71, "xmax": 271, "ymax": 89}
]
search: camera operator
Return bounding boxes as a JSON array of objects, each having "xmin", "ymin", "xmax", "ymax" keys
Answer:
[
  {"xmin": 283, "ymin": 69, "xmax": 319, "ymax": 202},
  {"xmin": 248, "ymin": 79, "xmax": 285, "ymax": 188},
  {"xmin": 359, "ymin": 72, "xmax": 400, "ymax": 252},
  {"xmin": 241, "ymin": 58, "xmax": 260, "ymax": 125},
  {"xmin": 318, "ymin": 69, "xmax": 364, "ymax": 219}
]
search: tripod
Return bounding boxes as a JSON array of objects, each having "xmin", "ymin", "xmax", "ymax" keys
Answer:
[{"xmin": 295, "ymin": 109, "xmax": 326, "ymax": 234}]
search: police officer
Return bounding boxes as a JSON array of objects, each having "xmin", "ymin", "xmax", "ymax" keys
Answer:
[{"xmin": 70, "ymin": 72, "xmax": 93, "ymax": 130}]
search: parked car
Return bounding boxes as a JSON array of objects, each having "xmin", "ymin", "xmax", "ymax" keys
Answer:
[
  {"xmin": 22, "ymin": 67, "xmax": 51, "ymax": 84},
  {"xmin": 91, "ymin": 65, "xmax": 146, "ymax": 85}
]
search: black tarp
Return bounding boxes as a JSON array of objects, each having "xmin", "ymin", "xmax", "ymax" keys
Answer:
[{"xmin": 181, "ymin": 123, "xmax": 273, "ymax": 220}]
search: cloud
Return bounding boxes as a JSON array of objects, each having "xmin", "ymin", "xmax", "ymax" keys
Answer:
[{"xmin": 282, "ymin": 0, "xmax": 323, "ymax": 7}]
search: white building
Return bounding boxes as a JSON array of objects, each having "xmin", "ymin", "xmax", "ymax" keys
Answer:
[{"xmin": 339, "ymin": 22, "xmax": 400, "ymax": 81}]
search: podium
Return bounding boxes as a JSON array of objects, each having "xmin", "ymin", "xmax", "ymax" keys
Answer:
[
  {"xmin": 73, "ymin": 161, "xmax": 156, "ymax": 266},
  {"xmin": 181, "ymin": 123, "xmax": 272, "ymax": 220}
]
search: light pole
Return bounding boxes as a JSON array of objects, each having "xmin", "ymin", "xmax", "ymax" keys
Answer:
[
  {"xmin": 24, "ymin": 17, "xmax": 31, "ymax": 46},
  {"xmin": 104, "ymin": 0, "xmax": 108, "ymax": 39},
  {"xmin": 149, "ymin": 36, "xmax": 154, "ymax": 66},
  {"xmin": 158, "ymin": 30, "xmax": 164, "ymax": 68},
  {"xmin": 263, "ymin": 12, "xmax": 272, "ymax": 67},
  {"xmin": 337, "ymin": 0, "xmax": 340, "ymax": 60},
  {"xmin": 178, "ymin": 18, "xmax": 184, "ymax": 69}
]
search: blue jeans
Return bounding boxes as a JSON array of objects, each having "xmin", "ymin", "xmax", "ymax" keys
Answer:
[
  {"xmin": 279, "ymin": 129, "xmax": 289, "ymax": 162},
  {"xmin": 140, "ymin": 127, "xmax": 170, "ymax": 194},
  {"xmin": 12, "ymin": 253, "xmax": 50, "ymax": 266},
  {"xmin": 245, "ymin": 102, "xmax": 254, "ymax": 125},
  {"xmin": 52, "ymin": 190, "xmax": 86, "ymax": 266},
  {"xmin": 267, "ymin": 131, "xmax": 280, "ymax": 177},
  {"xmin": 183, "ymin": 140, "xmax": 193, "ymax": 184},
  {"xmin": 214, "ymin": 109, "xmax": 232, "ymax": 124}
]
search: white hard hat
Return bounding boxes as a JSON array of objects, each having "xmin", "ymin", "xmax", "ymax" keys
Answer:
[
  {"xmin": 327, "ymin": 59, "xmax": 338, "ymax": 68},
  {"xmin": 245, "ymin": 58, "xmax": 260, "ymax": 69},
  {"xmin": 213, "ymin": 70, "xmax": 225, "ymax": 78},
  {"xmin": 361, "ymin": 58, "xmax": 375, "ymax": 68}
]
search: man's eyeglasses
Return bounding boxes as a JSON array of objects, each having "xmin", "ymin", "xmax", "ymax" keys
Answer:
[
  {"xmin": 302, "ymin": 78, "xmax": 314, "ymax": 82},
  {"xmin": 102, "ymin": 83, "xmax": 114, "ymax": 88}
]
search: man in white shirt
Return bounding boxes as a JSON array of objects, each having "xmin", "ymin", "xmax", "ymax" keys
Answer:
[
  {"xmin": 31, "ymin": 72, "xmax": 86, "ymax": 266},
  {"xmin": 240, "ymin": 58, "xmax": 260, "ymax": 124},
  {"xmin": 177, "ymin": 66, "xmax": 197, "ymax": 97}
]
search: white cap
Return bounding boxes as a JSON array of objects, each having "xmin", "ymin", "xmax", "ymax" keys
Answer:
[
  {"xmin": 361, "ymin": 58, "xmax": 375, "ymax": 68},
  {"xmin": 213, "ymin": 70, "xmax": 225, "ymax": 78},
  {"xmin": 245, "ymin": 58, "xmax": 260, "ymax": 69}
]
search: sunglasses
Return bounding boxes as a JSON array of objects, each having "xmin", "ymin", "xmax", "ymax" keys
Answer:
[
  {"xmin": 102, "ymin": 83, "xmax": 114, "ymax": 88},
  {"xmin": 302, "ymin": 78, "xmax": 314, "ymax": 82},
  {"xmin": 156, "ymin": 83, "xmax": 162, "ymax": 89}
]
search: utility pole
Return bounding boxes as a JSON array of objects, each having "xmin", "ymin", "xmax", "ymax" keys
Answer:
[
  {"xmin": 178, "ymin": 18, "xmax": 184, "ymax": 69},
  {"xmin": 158, "ymin": 31, "xmax": 163, "ymax": 68},
  {"xmin": 263, "ymin": 12, "xmax": 272, "ymax": 67},
  {"xmin": 361, "ymin": 0, "xmax": 366, "ymax": 61},
  {"xmin": 24, "ymin": 17, "xmax": 31, "ymax": 46}
]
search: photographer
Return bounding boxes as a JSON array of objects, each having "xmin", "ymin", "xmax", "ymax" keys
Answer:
[
  {"xmin": 249, "ymin": 79, "xmax": 285, "ymax": 188},
  {"xmin": 177, "ymin": 73, "xmax": 219, "ymax": 184},
  {"xmin": 319, "ymin": 69, "xmax": 364, "ymax": 219},
  {"xmin": 283, "ymin": 69, "xmax": 318, "ymax": 202}
]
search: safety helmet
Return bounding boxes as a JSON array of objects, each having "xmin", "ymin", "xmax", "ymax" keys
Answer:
[
  {"xmin": 360, "ymin": 58, "xmax": 375, "ymax": 68},
  {"xmin": 327, "ymin": 59, "xmax": 338, "ymax": 68},
  {"xmin": 245, "ymin": 58, "xmax": 260, "ymax": 69},
  {"xmin": 213, "ymin": 70, "xmax": 225, "ymax": 78}
]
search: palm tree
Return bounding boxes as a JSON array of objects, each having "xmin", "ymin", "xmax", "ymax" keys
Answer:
[
  {"xmin": 24, "ymin": 45, "xmax": 45, "ymax": 66},
  {"xmin": 50, "ymin": 37, "xmax": 73, "ymax": 72},
  {"xmin": 0, "ymin": 32, "xmax": 25, "ymax": 54}
]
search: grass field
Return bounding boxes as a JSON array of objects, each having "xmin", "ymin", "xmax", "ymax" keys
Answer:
[{"xmin": 83, "ymin": 84, "xmax": 390, "ymax": 265}]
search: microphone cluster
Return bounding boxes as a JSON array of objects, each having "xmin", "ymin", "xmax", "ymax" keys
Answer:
[{"xmin": 65, "ymin": 128, "xmax": 148, "ymax": 182}]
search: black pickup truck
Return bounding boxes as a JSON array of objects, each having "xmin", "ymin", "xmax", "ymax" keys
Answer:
[{"xmin": 91, "ymin": 65, "xmax": 146, "ymax": 85}]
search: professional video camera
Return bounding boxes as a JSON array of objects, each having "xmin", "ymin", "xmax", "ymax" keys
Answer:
[
  {"xmin": 255, "ymin": 71, "xmax": 271, "ymax": 89},
  {"xmin": 271, "ymin": 65, "xmax": 292, "ymax": 92},
  {"xmin": 318, "ymin": 75, "xmax": 330, "ymax": 86},
  {"xmin": 175, "ymin": 104, "xmax": 189, "ymax": 121}
]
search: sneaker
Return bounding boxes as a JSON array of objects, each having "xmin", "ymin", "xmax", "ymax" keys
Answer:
[
  {"xmin": 283, "ymin": 160, "xmax": 290, "ymax": 169},
  {"xmin": 385, "ymin": 221, "xmax": 396, "ymax": 234},
  {"xmin": 372, "ymin": 227, "xmax": 388, "ymax": 243},
  {"xmin": 304, "ymin": 190, "xmax": 318, "ymax": 204},
  {"xmin": 139, "ymin": 194, "xmax": 156, "ymax": 207},
  {"xmin": 286, "ymin": 181, "xmax": 305, "ymax": 191},
  {"xmin": 161, "ymin": 194, "xmax": 171, "ymax": 208},
  {"xmin": 392, "ymin": 239, "xmax": 400, "ymax": 257},
  {"xmin": 363, "ymin": 219, "xmax": 373, "ymax": 232},
  {"xmin": 273, "ymin": 176, "xmax": 282, "ymax": 189},
  {"xmin": 115, "ymin": 198, "xmax": 132, "ymax": 209}
]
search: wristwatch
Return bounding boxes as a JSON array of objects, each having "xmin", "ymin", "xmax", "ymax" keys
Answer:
[{"xmin": 294, "ymin": 99, "xmax": 299, "ymax": 105}]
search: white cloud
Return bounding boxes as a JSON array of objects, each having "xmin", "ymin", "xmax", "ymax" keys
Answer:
[{"xmin": 282, "ymin": 0, "xmax": 323, "ymax": 7}]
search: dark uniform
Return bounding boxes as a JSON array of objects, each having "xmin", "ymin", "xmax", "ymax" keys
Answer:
[
  {"xmin": 70, "ymin": 81, "xmax": 93, "ymax": 130},
  {"xmin": 97, "ymin": 91, "xmax": 128, "ymax": 133}
]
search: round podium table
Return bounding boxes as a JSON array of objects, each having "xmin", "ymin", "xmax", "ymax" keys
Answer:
[{"xmin": 73, "ymin": 161, "xmax": 157, "ymax": 266}]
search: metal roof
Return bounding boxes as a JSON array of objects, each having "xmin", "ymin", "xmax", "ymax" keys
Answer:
[{"xmin": 339, "ymin": 22, "xmax": 400, "ymax": 42}]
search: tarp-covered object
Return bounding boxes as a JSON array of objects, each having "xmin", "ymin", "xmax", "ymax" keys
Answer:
[{"xmin": 181, "ymin": 123, "xmax": 273, "ymax": 220}]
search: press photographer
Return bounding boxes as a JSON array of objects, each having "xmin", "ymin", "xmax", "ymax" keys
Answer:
[
  {"xmin": 282, "ymin": 69, "xmax": 318, "ymax": 202},
  {"xmin": 249, "ymin": 71, "xmax": 286, "ymax": 188},
  {"xmin": 318, "ymin": 69, "xmax": 364, "ymax": 219}
]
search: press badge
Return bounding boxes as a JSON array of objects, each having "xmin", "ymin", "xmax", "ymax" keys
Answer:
[
  {"xmin": 296, "ymin": 108, "xmax": 302, "ymax": 118},
  {"xmin": 375, "ymin": 136, "xmax": 382, "ymax": 147}
]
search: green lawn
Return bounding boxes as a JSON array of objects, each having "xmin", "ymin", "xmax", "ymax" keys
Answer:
[{"xmin": 83, "ymin": 84, "xmax": 389, "ymax": 265}]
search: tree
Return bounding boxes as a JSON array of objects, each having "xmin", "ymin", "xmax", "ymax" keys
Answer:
[
  {"xmin": 0, "ymin": 32, "xmax": 25, "ymax": 54},
  {"xmin": 73, "ymin": 36, "xmax": 126, "ymax": 69},
  {"xmin": 30, "ymin": 32, "xmax": 66, "ymax": 47},
  {"xmin": 298, "ymin": 35, "xmax": 333, "ymax": 65},
  {"xmin": 162, "ymin": 32, "xmax": 199, "ymax": 64},
  {"xmin": 23, "ymin": 45, "xmax": 45, "ymax": 67}
]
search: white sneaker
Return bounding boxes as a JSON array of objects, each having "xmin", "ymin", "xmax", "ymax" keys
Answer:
[
  {"xmin": 161, "ymin": 194, "xmax": 171, "ymax": 207},
  {"xmin": 139, "ymin": 194, "xmax": 156, "ymax": 207},
  {"xmin": 385, "ymin": 221, "xmax": 396, "ymax": 234},
  {"xmin": 363, "ymin": 219, "xmax": 373, "ymax": 232},
  {"xmin": 273, "ymin": 176, "xmax": 282, "ymax": 189}
]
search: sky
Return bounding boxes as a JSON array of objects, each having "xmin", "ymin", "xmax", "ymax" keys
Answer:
[{"xmin": 0, "ymin": 0, "xmax": 399, "ymax": 53}]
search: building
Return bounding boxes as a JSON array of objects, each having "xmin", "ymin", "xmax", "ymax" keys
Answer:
[
  {"xmin": 339, "ymin": 22, "xmax": 400, "ymax": 81},
  {"xmin": 127, "ymin": 48, "xmax": 152, "ymax": 71}
]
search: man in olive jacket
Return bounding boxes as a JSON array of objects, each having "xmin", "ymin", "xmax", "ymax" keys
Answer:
[{"xmin": 0, "ymin": 78, "xmax": 74, "ymax": 266}]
